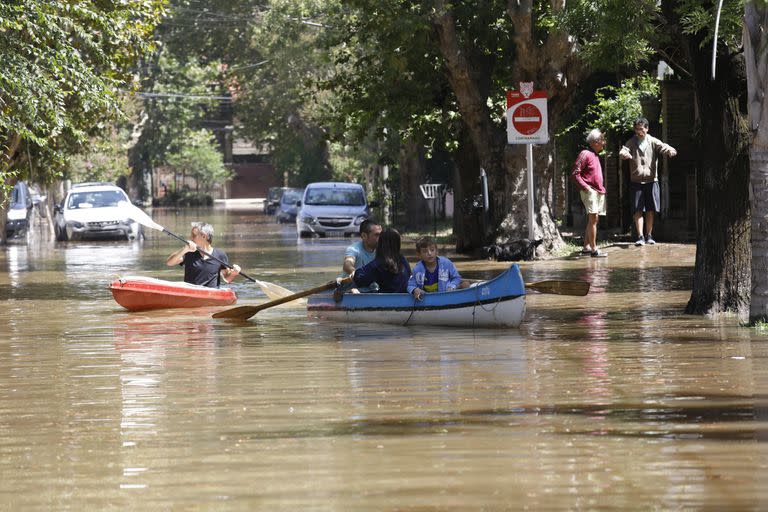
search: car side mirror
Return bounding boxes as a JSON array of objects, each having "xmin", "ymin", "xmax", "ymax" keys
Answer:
[
  {"xmin": 368, "ymin": 201, "xmax": 380, "ymax": 208},
  {"xmin": 54, "ymin": 204, "xmax": 62, "ymax": 214},
  {"xmin": 295, "ymin": 200, "xmax": 301, "ymax": 207}
]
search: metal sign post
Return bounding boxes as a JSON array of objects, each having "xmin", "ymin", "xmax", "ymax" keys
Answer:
[
  {"xmin": 526, "ymin": 144, "xmax": 535, "ymax": 240},
  {"xmin": 506, "ymin": 83, "xmax": 549, "ymax": 241}
]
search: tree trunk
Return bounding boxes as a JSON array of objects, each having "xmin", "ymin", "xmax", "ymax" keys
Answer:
[
  {"xmin": 745, "ymin": 2, "xmax": 768, "ymax": 323},
  {"xmin": 1, "ymin": 133, "xmax": 22, "ymax": 172},
  {"xmin": 750, "ymin": 148, "xmax": 768, "ymax": 321},
  {"xmin": 398, "ymin": 139, "xmax": 430, "ymax": 231},
  {"xmin": 432, "ymin": 0, "xmax": 572, "ymax": 251},
  {"xmin": 453, "ymin": 125, "xmax": 485, "ymax": 252},
  {"xmin": 432, "ymin": 0, "xmax": 505, "ymax": 248},
  {"xmin": 684, "ymin": 35, "xmax": 751, "ymax": 318}
]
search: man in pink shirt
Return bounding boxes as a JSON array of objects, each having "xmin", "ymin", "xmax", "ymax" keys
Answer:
[{"xmin": 571, "ymin": 129, "xmax": 608, "ymax": 257}]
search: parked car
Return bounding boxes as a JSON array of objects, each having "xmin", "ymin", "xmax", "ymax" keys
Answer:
[
  {"xmin": 53, "ymin": 182, "xmax": 142, "ymax": 241},
  {"xmin": 275, "ymin": 188, "xmax": 304, "ymax": 224},
  {"xmin": 296, "ymin": 182, "xmax": 377, "ymax": 238},
  {"xmin": 6, "ymin": 181, "xmax": 33, "ymax": 238},
  {"xmin": 263, "ymin": 187, "xmax": 288, "ymax": 215}
]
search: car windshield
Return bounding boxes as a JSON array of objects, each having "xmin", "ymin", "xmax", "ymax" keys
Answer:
[
  {"xmin": 281, "ymin": 190, "xmax": 303, "ymax": 203},
  {"xmin": 267, "ymin": 188, "xmax": 284, "ymax": 201},
  {"xmin": 67, "ymin": 190, "xmax": 127, "ymax": 209},
  {"xmin": 10, "ymin": 183, "xmax": 28, "ymax": 207},
  {"xmin": 305, "ymin": 188, "xmax": 365, "ymax": 206}
]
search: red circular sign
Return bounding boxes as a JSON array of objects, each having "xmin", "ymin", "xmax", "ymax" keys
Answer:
[{"xmin": 512, "ymin": 103, "xmax": 542, "ymax": 135}]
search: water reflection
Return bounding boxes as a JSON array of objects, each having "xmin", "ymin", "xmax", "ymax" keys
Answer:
[{"xmin": 4, "ymin": 210, "xmax": 768, "ymax": 509}]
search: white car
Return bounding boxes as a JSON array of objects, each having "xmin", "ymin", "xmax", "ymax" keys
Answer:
[{"xmin": 53, "ymin": 183, "xmax": 142, "ymax": 241}]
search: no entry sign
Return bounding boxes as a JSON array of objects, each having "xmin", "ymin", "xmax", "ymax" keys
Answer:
[{"xmin": 507, "ymin": 89, "xmax": 549, "ymax": 144}]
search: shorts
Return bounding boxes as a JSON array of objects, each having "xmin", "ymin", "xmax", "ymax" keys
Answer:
[
  {"xmin": 630, "ymin": 181, "xmax": 660, "ymax": 213},
  {"xmin": 579, "ymin": 188, "xmax": 606, "ymax": 216}
]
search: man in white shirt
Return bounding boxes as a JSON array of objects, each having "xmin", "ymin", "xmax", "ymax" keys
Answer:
[{"xmin": 619, "ymin": 117, "xmax": 677, "ymax": 246}]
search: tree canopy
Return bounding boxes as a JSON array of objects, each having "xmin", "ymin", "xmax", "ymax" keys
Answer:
[{"xmin": 0, "ymin": 0, "xmax": 165, "ymax": 185}]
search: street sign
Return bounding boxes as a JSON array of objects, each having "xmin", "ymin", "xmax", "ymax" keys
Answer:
[{"xmin": 506, "ymin": 89, "xmax": 549, "ymax": 144}]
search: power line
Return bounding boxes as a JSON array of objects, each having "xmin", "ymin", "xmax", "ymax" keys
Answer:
[{"xmin": 128, "ymin": 91, "xmax": 233, "ymax": 101}]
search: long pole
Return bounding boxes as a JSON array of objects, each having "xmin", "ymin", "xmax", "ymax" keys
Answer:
[
  {"xmin": 526, "ymin": 143, "xmax": 535, "ymax": 240},
  {"xmin": 480, "ymin": 169, "xmax": 489, "ymax": 241},
  {"xmin": 433, "ymin": 195, "xmax": 437, "ymax": 238},
  {"xmin": 711, "ymin": 0, "xmax": 724, "ymax": 80}
]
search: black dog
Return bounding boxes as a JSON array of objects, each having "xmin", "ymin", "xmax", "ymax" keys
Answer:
[{"xmin": 481, "ymin": 239, "xmax": 543, "ymax": 262}]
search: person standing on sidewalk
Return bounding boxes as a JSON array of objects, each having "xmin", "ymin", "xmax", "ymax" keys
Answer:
[
  {"xmin": 571, "ymin": 129, "xmax": 608, "ymax": 258},
  {"xmin": 619, "ymin": 117, "xmax": 677, "ymax": 246}
]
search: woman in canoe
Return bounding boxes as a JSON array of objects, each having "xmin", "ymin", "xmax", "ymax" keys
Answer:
[
  {"xmin": 166, "ymin": 222, "xmax": 240, "ymax": 288},
  {"xmin": 349, "ymin": 228, "xmax": 411, "ymax": 293}
]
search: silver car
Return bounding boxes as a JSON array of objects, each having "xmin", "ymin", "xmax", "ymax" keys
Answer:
[
  {"xmin": 296, "ymin": 182, "xmax": 376, "ymax": 238},
  {"xmin": 54, "ymin": 183, "xmax": 142, "ymax": 241}
]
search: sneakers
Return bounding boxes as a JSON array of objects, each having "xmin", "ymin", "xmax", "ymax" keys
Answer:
[
  {"xmin": 645, "ymin": 236, "xmax": 656, "ymax": 245},
  {"xmin": 591, "ymin": 250, "xmax": 608, "ymax": 258},
  {"xmin": 635, "ymin": 237, "xmax": 645, "ymax": 246}
]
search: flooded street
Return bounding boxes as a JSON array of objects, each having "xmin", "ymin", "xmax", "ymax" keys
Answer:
[{"xmin": 2, "ymin": 208, "xmax": 768, "ymax": 510}]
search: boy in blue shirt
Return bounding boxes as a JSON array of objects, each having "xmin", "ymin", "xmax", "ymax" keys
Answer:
[{"xmin": 407, "ymin": 236, "xmax": 463, "ymax": 300}]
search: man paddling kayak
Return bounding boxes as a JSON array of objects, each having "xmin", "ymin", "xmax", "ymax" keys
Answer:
[{"xmin": 166, "ymin": 222, "xmax": 240, "ymax": 288}]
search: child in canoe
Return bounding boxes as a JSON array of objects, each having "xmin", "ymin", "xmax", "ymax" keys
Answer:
[{"xmin": 407, "ymin": 236, "xmax": 464, "ymax": 300}]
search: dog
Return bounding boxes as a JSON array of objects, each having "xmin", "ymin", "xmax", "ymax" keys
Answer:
[{"xmin": 481, "ymin": 238, "xmax": 543, "ymax": 262}]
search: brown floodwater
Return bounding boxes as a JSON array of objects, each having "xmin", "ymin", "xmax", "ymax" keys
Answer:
[{"xmin": 2, "ymin": 208, "xmax": 768, "ymax": 510}]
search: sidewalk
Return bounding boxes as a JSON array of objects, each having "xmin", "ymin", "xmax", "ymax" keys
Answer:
[{"xmin": 214, "ymin": 198, "xmax": 265, "ymax": 212}]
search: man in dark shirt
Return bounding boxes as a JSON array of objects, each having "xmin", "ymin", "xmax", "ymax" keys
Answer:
[{"xmin": 166, "ymin": 222, "xmax": 240, "ymax": 288}]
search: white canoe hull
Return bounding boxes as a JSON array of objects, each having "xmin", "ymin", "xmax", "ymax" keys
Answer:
[{"xmin": 308, "ymin": 295, "xmax": 525, "ymax": 328}]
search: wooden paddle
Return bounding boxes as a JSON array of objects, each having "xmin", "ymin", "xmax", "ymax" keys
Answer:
[
  {"xmin": 525, "ymin": 280, "xmax": 590, "ymax": 296},
  {"xmin": 212, "ymin": 276, "xmax": 354, "ymax": 320},
  {"xmin": 122, "ymin": 202, "xmax": 258, "ymax": 283}
]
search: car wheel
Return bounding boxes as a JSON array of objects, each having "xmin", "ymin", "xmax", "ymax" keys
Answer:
[{"xmin": 299, "ymin": 231, "xmax": 312, "ymax": 238}]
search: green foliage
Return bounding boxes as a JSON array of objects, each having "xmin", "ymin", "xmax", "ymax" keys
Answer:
[
  {"xmin": 585, "ymin": 74, "xmax": 660, "ymax": 140},
  {"xmin": 678, "ymin": 0, "xmax": 745, "ymax": 50},
  {"xmin": 132, "ymin": 54, "xmax": 226, "ymax": 169},
  {"xmin": 155, "ymin": 189, "xmax": 213, "ymax": 207},
  {"xmin": 557, "ymin": 0, "xmax": 661, "ymax": 71},
  {"xmin": 230, "ymin": 0, "xmax": 334, "ymax": 185},
  {"xmin": 67, "ymin": 126, "xmax": 132, "ymax": 183},
  {"xmin": 560, "ymin": 73, "xmax": 659, "ymax": 144},
  {"xmin": 328, "ymin": 141, "xmax": 372, "ymax": 184},
  {"xmin": 165, "ymin": 130, "xmax": 233, "ymax": 193},
  {"xmin": 0, "ymin": 0, "xmax": 164, "ymax": 172}
]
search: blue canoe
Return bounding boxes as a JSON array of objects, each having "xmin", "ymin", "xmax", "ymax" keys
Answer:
[{"xmin": 307, "ymin": 264, "xmax": 526, "ymax": 328}]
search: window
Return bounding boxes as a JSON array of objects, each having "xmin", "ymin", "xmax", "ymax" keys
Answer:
[
  {"xmin": 67, "ymin": 190, "xmax": 127, "ymax": 209},
  {"xmin": 305, "ymin": 188, "xmax": 364, "ymax": 206}
]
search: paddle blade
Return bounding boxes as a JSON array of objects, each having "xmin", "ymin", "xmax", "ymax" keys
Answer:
[
  {"xmin": 121, "ymin": 202, "xmax": 164, "ymax": 231},
  {"xmin": 212, "ymin": 277, "xmax": 352, "ymax": 320},
  {"xmin": 255, "ymin": 280, "xmax": 304, "ymax": 302},
  {"xmin": 212, "ymin": 305, "xmax": 261, "ymax": 319},
  {"xmin": 525, "ymin": 280, "xmax": 590, "ymax": 296}
]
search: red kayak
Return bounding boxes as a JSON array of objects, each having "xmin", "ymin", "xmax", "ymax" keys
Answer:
[{"xmin": 109, "ymin": 276, "xmax": 237, "ymax": 312}]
